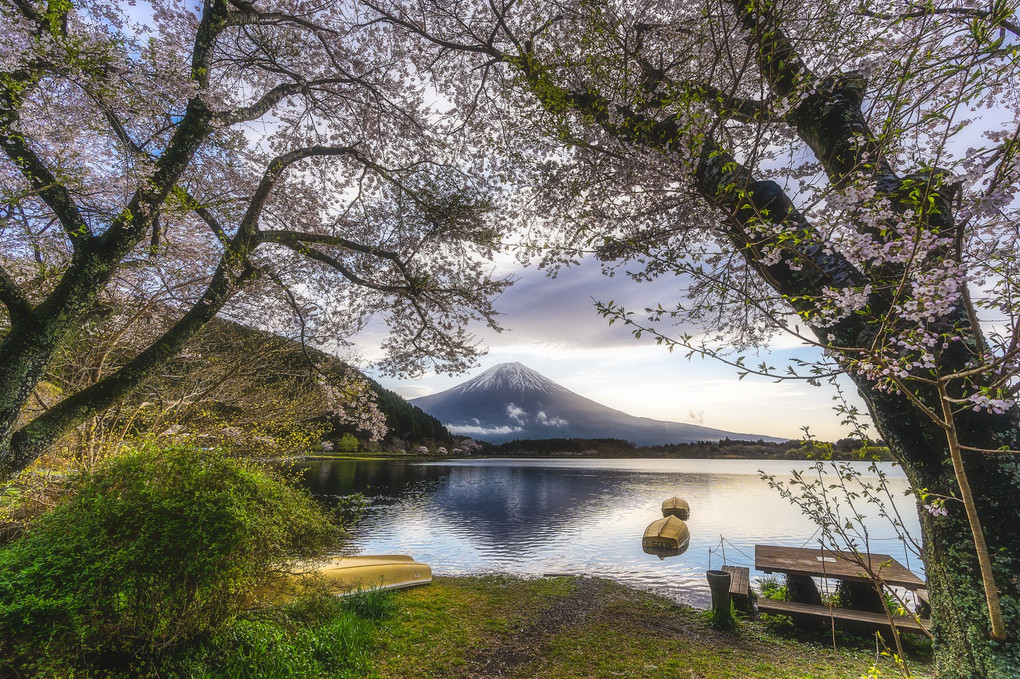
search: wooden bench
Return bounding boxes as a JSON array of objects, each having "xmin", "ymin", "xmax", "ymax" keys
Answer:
[
  {"xmin": 757, "ymin": 598, "xmax": 930, "ymax": 635},
  {"xmin": 721, "ymin": 565, "xmax": 752, "ymax": 612}
]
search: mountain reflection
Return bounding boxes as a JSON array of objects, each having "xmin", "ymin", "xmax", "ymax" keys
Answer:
[{"xmin": 300, "ymin": 460, "xmax": 645, "ymax": 551}]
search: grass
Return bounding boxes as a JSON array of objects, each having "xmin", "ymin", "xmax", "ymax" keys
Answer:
[
  {"xmin": 369, "ymin": 575, "xmax": 933, "ymax": 678},
  {"xmin": 9, "ymin": 574, "xmax": 932, "ymax": 677}
]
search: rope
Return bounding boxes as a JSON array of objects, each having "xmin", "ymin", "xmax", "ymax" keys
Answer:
[
  {"xmin": 799, "ymin": 525, "xmax": 822, "ymax": 548},
  {"xmin": 706, "ymin": 535, "xmax": 757, "ymax": 570}
]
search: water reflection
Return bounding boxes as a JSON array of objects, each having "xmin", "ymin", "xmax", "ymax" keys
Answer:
[{"xmin": 292, "ymin": 457, "xmax": 922, "ymax": 605}]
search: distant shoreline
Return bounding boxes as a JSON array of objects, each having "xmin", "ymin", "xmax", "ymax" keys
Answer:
[
  {"xmin": 472, "ymin": 437, "xmax": 895, "ymax": 461},
  {"xmin": 302, "ymin": 437, "xmax": 894, "ymax": 462}
]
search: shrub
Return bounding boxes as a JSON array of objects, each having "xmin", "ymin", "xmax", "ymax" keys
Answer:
[
  {"xmin": 335, "ymin": 433, "xmax": 360, "ymax": 454},
  {"xmin": 0, "ymin": 444, "xmax": 344, "ymax": 667},
  {"xmin": 758, "ymin": 574, "xmax": 788, "ymax": 601}
]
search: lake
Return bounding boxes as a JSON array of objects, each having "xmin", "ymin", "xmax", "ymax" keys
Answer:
[{"xmin": 292, "ymin": 457, "xmax": 923, "ymax": 605}]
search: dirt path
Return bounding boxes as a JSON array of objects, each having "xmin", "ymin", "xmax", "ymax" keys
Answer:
[{"xmin": 460, "ymin": 577, "xmax": 607, "ymax": 678}]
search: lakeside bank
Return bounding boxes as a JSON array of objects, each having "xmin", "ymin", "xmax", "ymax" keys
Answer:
[{"xmin": 368, "ymin": 574, "xmax": 932, "ymax": 678}]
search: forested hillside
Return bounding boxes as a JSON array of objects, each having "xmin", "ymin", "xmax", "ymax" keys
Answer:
[{"xmin": 21, "ymin": 313, "xmax": 450, "ymax": 465}]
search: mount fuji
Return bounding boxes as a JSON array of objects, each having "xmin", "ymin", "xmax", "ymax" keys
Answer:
[{"xmin": 409, "ymin": 362, "xmax": 784, "ymax": 446}]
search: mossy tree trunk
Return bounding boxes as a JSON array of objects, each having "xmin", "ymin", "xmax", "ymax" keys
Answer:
[{"xmin": 856, "ymin": 383, "xmax": 1020, "ymax": 677}]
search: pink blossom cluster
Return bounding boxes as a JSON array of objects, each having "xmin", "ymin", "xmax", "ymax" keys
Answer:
[{"xmin": 320, "ymin": 375, "xmax": 388, "ymax": 441}]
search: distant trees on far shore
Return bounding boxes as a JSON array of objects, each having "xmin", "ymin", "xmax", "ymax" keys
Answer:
[{"xmin": 485, "ymin": 437, "xmax": 892, "ymax": 461}]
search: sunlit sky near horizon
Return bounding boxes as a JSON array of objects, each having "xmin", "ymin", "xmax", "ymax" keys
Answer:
[{"xmin": 357, "ymin": 257, "xmax": 872, "ymax": 443}]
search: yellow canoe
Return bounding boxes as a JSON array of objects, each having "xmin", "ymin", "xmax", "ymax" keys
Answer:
[
  {"xmin": 661, "ymin": 496, "xmax": 690, "ymax": 520},
  {"xmin": 270, "ymin": 555, "xmax": 432, "ymax": 600},
  {"xmin": 642, "ymin": 515, "xmax": 691, "ymax": 551}
]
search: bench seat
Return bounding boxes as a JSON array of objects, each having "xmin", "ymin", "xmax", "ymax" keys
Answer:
[
  {"xmin": 757, "ymin": 598, "xmax": 929, "ymax": 634},
  {"xmin": 720, "ymin": 565, "xmax": 752, "ymax": 612}
]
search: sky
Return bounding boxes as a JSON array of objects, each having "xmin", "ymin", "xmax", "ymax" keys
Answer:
[{"xmin": 356, "ymin": 256, "xmax": 873, "ymax": 443}]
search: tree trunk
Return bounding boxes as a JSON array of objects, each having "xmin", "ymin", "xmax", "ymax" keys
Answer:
[
  {"xmin": 855, "ymin": 381, "xmax": 1020, "ymax": 677},
  {"xmin": 0, "ymin": 325, "xmax": 56, "ymax": 474}
]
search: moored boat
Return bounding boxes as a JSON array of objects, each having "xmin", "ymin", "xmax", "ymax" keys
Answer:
[
  {"xmin": 661, "ymin": 496, "xmax": 690, "ymax": 520},
  {"xmin": 642, "ymin": 515, "xmax": 691, "ymax": 551}
]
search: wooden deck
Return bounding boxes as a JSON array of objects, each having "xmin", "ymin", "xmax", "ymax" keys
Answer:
[{"xmin": 757, "ymin": 599, "xmax": 930, "ymax": 634}]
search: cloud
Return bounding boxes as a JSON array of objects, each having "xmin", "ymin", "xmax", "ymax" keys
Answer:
[
  {"xmin": 480, "ymin": 258, "xmax": 696, "ymax": 352},
  {"xmin": 506, "ymin": 403, "xmax": 527, "ymax": 424},
  {"xmin": 447, "ymin": 424, "xmax": 523, "ymax": 436},
  {"xmin": 537, "ymin": 411, "xmax": 568, "ymax": 427}
]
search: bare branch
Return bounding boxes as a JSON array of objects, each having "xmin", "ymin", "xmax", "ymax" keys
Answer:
[{"xmin": 214, "ymin": 78, "xmax": 362, "ymax": 126}]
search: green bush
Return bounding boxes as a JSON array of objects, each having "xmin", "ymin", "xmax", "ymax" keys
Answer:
[
  {"xmin": 335, "ymin": 432, "xmax": 361, "ymax": 454},
  {"xmin": 758, "ymin": 574, "xmax": 788, "ymax": 601},
  {"xmin": 0, "ymin": 445, "xmax": 344, "ymax": 668}
]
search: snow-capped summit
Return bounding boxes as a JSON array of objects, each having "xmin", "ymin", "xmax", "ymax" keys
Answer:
[
  {"xmin": 410, "ymin": 362, "xmax": 783, "ymax": 445},
  {"xmin": 456, "ymin": 362, "xmax": 564, "ymax": 395}
]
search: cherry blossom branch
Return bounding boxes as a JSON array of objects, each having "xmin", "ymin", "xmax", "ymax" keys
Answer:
[
  {"xmin": 225, "ymin": 6, "xmax": 344, "ymax": 36},
  {"xmin": 215, "ymin": 78, "xmax": 364, "ymax": 126},
  {"xmin": 363, "ymin": 0, "xmax": 499, "ymax": 55},
  {"xmin": 264, "ymin": 238, "xmax": 407, "ymax": 294},
  {"xmin": 730, "ymin": 0, "xmax": 895, "ymax": 187},
  {"xmin": 858, "ymin": 4, "xmax": 1020, "ymax": 39},
  {"xmin": 259, "ymin": 227, "xmax": 400, "ymax": 258},
  {"xmin": 0, "ymin": 87, "xmax": 93, "ymax": 246},
  {"xmin": 595, "ymin": 304, "xmax": 844, "ymax": 382}
]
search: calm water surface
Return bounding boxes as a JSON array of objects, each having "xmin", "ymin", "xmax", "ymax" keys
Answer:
[{"xmin": 293, "ymin": 457, "xmax": 923, "ymax": 605}]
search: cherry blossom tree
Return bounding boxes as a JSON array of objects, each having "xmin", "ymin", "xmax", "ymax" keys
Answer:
[
  {"xmin": 368, "ymin": 0, "xmax": 1020, "ymax": 674},
  {"xmin": 0, "ymin": 0, "xmax": 510, "ymax": 479}
]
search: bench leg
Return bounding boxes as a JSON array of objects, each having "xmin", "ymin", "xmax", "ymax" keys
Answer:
[
  {"xmin": 786, "ymin": 575, "xmax": 826, "ymax": 630},
  {"xmin": 787, "ymin": 575, "xmax": 822, "ymax": 605},
  {"xmin": 837, "ymin": 580, "xmax": 885, "ymax": 614}
]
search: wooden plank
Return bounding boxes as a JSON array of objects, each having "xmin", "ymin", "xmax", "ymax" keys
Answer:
[
  {"xmin": 755, "ymin": 544, "xmax": 925, "ymax": 589},
  {"xmin": 757, "ymin": 599, "xmax": 929, "ymax": 634},
  {"xmin": 720, "ymin": 565, "xmax": 752, "ymax": 614},
  {"xmin": 721, "ymin": 565, "xmax": 750, "ymax": 596}
]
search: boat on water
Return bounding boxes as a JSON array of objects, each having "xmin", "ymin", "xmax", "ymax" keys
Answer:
[
  {"xmin": 642, "ymin": 515, "xmax": 691, "ymax": 551},
  {"xmin": 271, "ymin": 555, "xmax": 432, "ymax": 599},
  {"xmin": 661, "ymin": 496, "xmax": 690, "ymax": 520}
]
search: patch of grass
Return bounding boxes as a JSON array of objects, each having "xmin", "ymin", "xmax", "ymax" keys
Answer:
[
  {"xmin": 162, "ymin": 590, "xmax": 392, "ymax": 678},
  {"xmin": 340, "ymin": 588, "xmax": 399, "ymax": 621},
  {"xmin": 370, "ymin": 576, "xmax": 932, "ymax": 679},
  {"xmin": 370, "ymin": 574, "xmax": 576, "ymax": 678}
]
